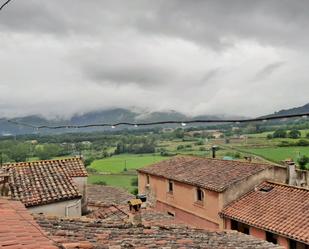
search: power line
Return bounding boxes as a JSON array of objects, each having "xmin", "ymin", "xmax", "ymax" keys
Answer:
[
  {"xmin": 0, "ymin": 0, "xmax": 12, "ymax": 11},
  {"xmin": 7, "ymin": 112, "xmax": 309, "ymax": 130}
]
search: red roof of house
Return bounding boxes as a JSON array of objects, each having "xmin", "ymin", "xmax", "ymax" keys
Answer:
[
  {"xmin": 138, "ymin": 156, "xmax": 272, "ymax": 192},
  {"xmin": 0, "ymin": 198, "xmax": 58, "ymax": 249},
  {"xmin": 5, "ymin": 158, "xmax": 85, "ymax": 207},
  {"xmin": 220, "ymin": 181, "xmax": 309, "ymax": 244}
]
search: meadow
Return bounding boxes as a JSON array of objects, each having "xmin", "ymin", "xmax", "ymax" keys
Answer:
[
  {"xmin": 241, "ymin": 146, "xmax": 309, "ymax": 163},
  {"xmin": 88, "ymin": 153, "xmax": 169, "ymax": 173},
  {"xmin": 87, "ymin": 153, "xmax": 170, "ymax": 192},
  {"xmin": 88, "ymin": 174, "xmax": 137, "ymax": 192}
]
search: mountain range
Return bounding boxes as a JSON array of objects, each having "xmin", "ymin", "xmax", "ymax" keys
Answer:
[{"xmin": 0, "ymin": 102, "xmax": 308, "ymax": 135}]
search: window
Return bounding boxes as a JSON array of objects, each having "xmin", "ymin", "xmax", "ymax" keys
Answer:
[
  {"xmin": 146, "ymin": 175, "xmax": 150, "ymax": 184},
  {"xmin": 289, "ymin": 240, "xmax": 296, "ymax": 249},
  {"xmin": 231, "ymin": 220, "xmax": 238, "ymax": 230},
  {"xmin": 266, "ymin": 232, "xmax": 278, "ymax": 244},
  {"xmin": 230, "ymin": 220, "xmax": 250, "ymax": 235},
  {"xmin": 168, "ymin": 180, "xmax": 173, "ymax": 192},
  {"xmin": 289, "ymin": 239, "xmax": 308, "ymax": 249},
  {"xmin": 196, "ymin": 188, "xmax": 204, "ymax": 202}
]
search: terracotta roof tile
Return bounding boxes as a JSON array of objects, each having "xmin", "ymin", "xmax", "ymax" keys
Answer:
[
  {"xmin": 138, "ymin": 156, "xmax": 272, "ymax": 192},
  {"xmin": 220, "ymin": 181, "xmax": 309, "ymax": 244},
  {"xmin": 87, "ymin": 185, "xmax": 134, "ymax": 205},
  {"xmin": 35, "ymin": 214, "xmax": 282, "ymax": 248},
  {"xmin": 4, "ymin": 158, "xmax": 85, "ymax": 207},
  {"xmin": 0, "ymin": 198, "xmax": 58, "ymax": 249}
]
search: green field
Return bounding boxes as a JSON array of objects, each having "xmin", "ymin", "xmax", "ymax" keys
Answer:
[
  {"xmin": 242, "ymin": 146, "xmax": 309, "ymax": 163},
  {"xmin": 88, "ymin": 174, "xmax": 137, "ymax": 192},
  {"xmin": 89, "ymin": 154, "xmax": 169, "ymax": 173}
]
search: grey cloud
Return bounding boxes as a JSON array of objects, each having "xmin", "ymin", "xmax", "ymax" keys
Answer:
[
  {"xmin": 1, "ymin": 1, "xmax": 309, "ymax": 49},
  {"xmin": 0, "ymin": 0, "xmax": 308, "ymax": 118},
  {"xmin": 254, "ymin": 61, "xmax": 286, "ymax": 81}
]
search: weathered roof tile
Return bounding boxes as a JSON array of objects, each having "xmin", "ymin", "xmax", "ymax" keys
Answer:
[
  {"xmin": 4, "ymin": 158, "xmax": 85, "ymax": 207},
  {"xmin": 138, "ymin": 156, "xmax": 272, "ymax": 192}
]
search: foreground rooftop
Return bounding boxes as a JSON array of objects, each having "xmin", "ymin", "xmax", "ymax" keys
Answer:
[
  {"xmin": 220, "ymin": 181, "xmax": 309, "ymax": 244},
  {"xmin": 35, "ymin": 214, "xmax": 283, "ymax": 249},
  {"xmin": 138, "ymin": 156, "xmax": 272, "ymax": 192},
  {"xmin": 0, "ymin": 198, "xmax": 58, "ymax": 249}
]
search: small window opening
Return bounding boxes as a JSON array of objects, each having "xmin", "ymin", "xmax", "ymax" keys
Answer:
[
  {"xmin": 146, "ymin": 175, "xmax": 150, "ymax": 184},
  {"xmin": 196, "ymin": 188, "xmax": 204, "ymax": 202},
  {"xmin": 266, "ymin": 232, "xmax": 278, "ymax": 244},
  {"xmin": 168, "ymin": 180, "xmax": 173, "ymax": 192},
  {"xmin": 231, "ymin": 220, "xmax": 238, "ymax": 230},
  {"xmin": 230, "ymin": 220, "xmax": 250, "ymax": 235},
  {"xmin": 167, "ymin": 211, "xmax": 175, "ymax": 217}
]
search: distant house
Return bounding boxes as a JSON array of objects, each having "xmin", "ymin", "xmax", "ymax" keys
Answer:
[
  {"xmin": 220, "ymin": 181, "xmax": 309, "ymax": 249},
  {"xmin": 138, "ymin": 156, "xmax": 275, "ymax": 229},
  {"xmin": 4, "ymin": 157, "xmax": 88, "ymax": 217}
]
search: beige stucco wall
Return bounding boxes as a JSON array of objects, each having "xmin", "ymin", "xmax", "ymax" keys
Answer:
[
  {"xmin": 221, "ymin": 167, "xmax": 276, "ymax": 207},
  {"xmin": 28, "ymin": 198, "xmax": 81, "ymax": 217},
  {"xmin": 72, "ymin": 176, "xmax": 87, "ymax": 213},
  {"xmin": 138, "ymin": 173, "xmax": 220, "ymax": 228}
]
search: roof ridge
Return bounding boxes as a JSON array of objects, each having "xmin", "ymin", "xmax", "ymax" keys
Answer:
[
  {"xmin": 266, "ymin": 180, "xmax": 309, "ymax": 191},
  {"xmin": 153, "ymin": 154, "xmax": 275, "ymax": 167},
  {"xmin": 4, "ymin": 157, "xmax": 82, "ymax": 167}
]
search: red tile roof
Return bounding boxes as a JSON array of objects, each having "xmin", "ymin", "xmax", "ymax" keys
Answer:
[
  {"xmin": 138, "ymin": 156, "xmax": 272, "ymax": 192},
  {"xmin": 5, "ymin": 158, "xmax": 85, "ymax": 207},
  {"xmin": 0, "ymin": 198, "xmax": 58, "ymax": 249},
  {"xmin": 220, "ymin": 181, "xmax": 309, "ymax": 244}
]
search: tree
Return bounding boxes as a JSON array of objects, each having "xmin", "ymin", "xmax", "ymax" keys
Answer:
[
  {"xmin": 131, "ymin": 177, "xmax": 138, "ymax": 187},
  {"xmin": 35, "ymin": 144, "xmax": 61, "ymax": 160},
  {"xmin": 174, "ymin": 128, "xmax": 184, "ymax": 139},
  {"xmin": 84, "ymin": 156, "xmax": 95, "ymax": 167},
  {"xmin": 177, "ymin": 145, "xmax": 184, "ymax": 150},
  {"xmin": 131, "ymin": 188, "xmax": 138, "ymax": 195},
  {"xmin": 288, "ymin": 129, "xmax": 301, "ymax": 139},
  {"xmin": 306, "ymin": 133, "xmax": 309, "ymax": 138},
  {"xmin": 266, "ymin": 134, "xmax": 273, "ymax": 139},
  {"xmin": 273, "ymin": 129, "xmax": 287, "ymax": 138},
  {"xmin": 10, "ymin": 144, "xmax": 29, "ymax": 162},
  {"xmin": 296, "ymin": 139, "xmax": 309, "ymax": 146},
  {"xmin": 298, "ymin": 155, "xmax": 309, "ymax": 170}
]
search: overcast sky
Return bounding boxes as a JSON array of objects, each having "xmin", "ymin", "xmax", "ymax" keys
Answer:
[{"xmin": 0, "ymin": 0, "xmax": 309, "ymax": 119}]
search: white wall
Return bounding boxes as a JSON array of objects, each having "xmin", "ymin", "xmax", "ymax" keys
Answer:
[{"xmin": 28, "ymin": 199, "xmax": 81, "ymax": 217}]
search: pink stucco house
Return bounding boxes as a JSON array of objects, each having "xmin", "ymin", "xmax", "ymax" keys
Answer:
[{"xmin": 138, "ymin": 156, "xmax": 275, "ymax": 229}]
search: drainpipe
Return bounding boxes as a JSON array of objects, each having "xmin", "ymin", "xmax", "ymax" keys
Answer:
[{"xmin": 65, "ymin": 200, "xmax": 81, "ymax": 217}]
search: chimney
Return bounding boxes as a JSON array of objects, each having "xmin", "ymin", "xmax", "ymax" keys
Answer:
[
  {"xmin": 212, "ymin": 146, "xmax": 218, "ymax": 159},
  {"xmin": 284, "ymin": 159, "xmax": 297, "ymax": 186},
  {"xmin": 0, "ymin": 169, "xmax": 10, "ymax": 197}
]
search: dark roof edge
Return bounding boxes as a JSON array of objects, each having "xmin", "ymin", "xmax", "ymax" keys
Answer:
[{"xmin": 25, "ymin": 195, "xmax": 82, "ymax": 208}]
